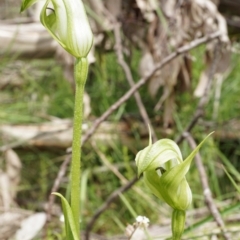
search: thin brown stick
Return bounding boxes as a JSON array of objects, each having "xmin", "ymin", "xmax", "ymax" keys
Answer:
[
  {"xmin": 113, "ymin": 22, "xmax": 157, "ymax": 142},
  {"xmin": 91, "ymin": 141, "xmax": 161, "ymax": 211},
  {"xmin": 81, "ymin": 31, "xmax": 221, "ymax": 145},
  {"xmin": 46, "ymin": 155, "xmax": 71, "ymax": 222},
  {"xmin": 85, "ymin": 176, "xmax": 139, "ymax": 240},
  {"xmin": 184, "ymin": 132, "xmax": 231, "ymax": 240},
  {"xmin": 91, "ymin": 141, "xmax": 128, "ymax": 183},
  {"xmin": 44, "ymin": 155, "xmax": 71, "ymax": 239}
]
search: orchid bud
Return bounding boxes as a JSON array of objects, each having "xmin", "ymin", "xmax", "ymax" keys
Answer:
[
  {"xmin": 21, "ymin": 0, "xmax": 93, "ymax": 58},
  {"xmin": 135, "ymin": 132, "xmax": 212, "ymax": 211}
]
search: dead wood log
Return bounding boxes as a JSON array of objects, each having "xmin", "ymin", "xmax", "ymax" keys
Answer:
[
  {"xmin": 0, "ymin": 119, "xmax": 166, "ymax": 151},
  {"xmin": 1, "ymin": 120, "xmax": 137, "ymax": 149},
  {"xmin": 1, "ymin": 119, "xmax": 240, "ymax": 150},
  {"xmin": 0, "ymin": 21, "xmax": 57, "ymax": 58}
]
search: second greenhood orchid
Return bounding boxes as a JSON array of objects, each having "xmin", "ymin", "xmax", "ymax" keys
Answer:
[
  {"xmin": 135, "ymin": 131, "xmax": 213, "ymax": 239},
  {"xmin": 135, "ymin": 132, "xmax": 213, "ymax": 210}
]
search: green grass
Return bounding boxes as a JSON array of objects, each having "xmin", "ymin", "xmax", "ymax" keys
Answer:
[{"xmin": 0, "ymin": 58, "xmax": 74, "ymax": 125}]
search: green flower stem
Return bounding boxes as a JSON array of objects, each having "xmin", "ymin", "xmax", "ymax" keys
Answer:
[
  {"xmin": 172, "ymin": 209, "xmax": 186, "ymax": 240},
  {"xmin": 71, "ymin": 57, "xmax": 88, "ymax": 237}
]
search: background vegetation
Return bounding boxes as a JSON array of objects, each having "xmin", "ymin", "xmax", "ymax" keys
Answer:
[{"xmin": 1, "ymin": 0, "xmax": 240, "ymax": 239}]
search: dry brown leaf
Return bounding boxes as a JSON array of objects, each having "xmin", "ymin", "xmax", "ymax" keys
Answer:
[
  {"xmin": 194, "ymin": 46, "xmax": 231, "ymax": 98},
  {"xmin": 87, "ymin": 0, "xmax": 114, "ymax": 32},
  {"xmin": 134, "ymin": 0, "xmax": 230, "ymax": 126},
  {"xmin": 105, "ymin": 0, "xmax": 122, "ymax": 18}
]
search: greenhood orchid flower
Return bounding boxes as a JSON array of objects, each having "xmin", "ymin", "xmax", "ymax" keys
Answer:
[
  {"xmin": 21, "ymin": 0, "xmax": 93, "ymax": 58},
  {"xmin": 135, "ymin": 131, "xmax": 213, "ymax": 239},
  {"xmin": 135, "ymin": 132, "xmax": 213, "ymax": 210},
  {"xmin": 136, "ymin": 137, "xmax": 192, "ymax": 211}
]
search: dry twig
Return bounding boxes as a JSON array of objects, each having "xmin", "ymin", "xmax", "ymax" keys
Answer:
[
  {"xmin": 184, "ymin": 132, "xmax": 231, "ymax": 240},
  {"xmin": 174, "ymin": 42, "xmax": 232, "ymax": 239},
  {"xmin": 90, "ymin": 141, "xmax": 164, "ymax": 208},
  {"xmin": 175, "ymin": 41, "xmax": 221, "ymax": 144},
  {"xmin": 113, "ymin": 22, "xmax": 157, "ymax": 142},
  {"xmin": 85, "ymin": 176, "xmax": 138, "ymax": 240},
  {"xmin": 46, "ymin": 155, "xmax": 71, "ymax": 222}
]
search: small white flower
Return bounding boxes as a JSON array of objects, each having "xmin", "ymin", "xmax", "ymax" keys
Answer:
[
  {"xmin": 59, "ymin": 213, "xmax": 64, "ymax": 222},
  {"xmin": 135, "ymin": 216, "xmax": 150, "ymax": 228}
]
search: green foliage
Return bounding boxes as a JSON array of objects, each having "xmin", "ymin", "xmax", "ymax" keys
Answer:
[
  {"xmin": 20, "ymin": 0, "xmax": 39, "ymax": 12},
  {"xmin": 53, "ymin": 192, "xmax": 79, "ymax": 240},
  {"xmin": 0, "ymin": 59, "xmax": 74, "ymax": 124},
  {"xmin": 86, "ymin": 50, "xmax": 151, "ymax": 118},
  {"xmin": 223, "ymin": 167, "xmax": 240, "ymax": 193},
  {"xmin": 212, "ymin": 53, "xmax": 240, "ymax": 122},
  {"xmin": 16, "ymin": 148, "xmax": 66, "ymax": 209}
]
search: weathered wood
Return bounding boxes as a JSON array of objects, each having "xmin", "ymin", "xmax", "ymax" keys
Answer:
[
  {"xmin": 0, "ymin": 208, "xmax": 32, "ymax": 240},
  {"xmin": 1, "ymin": 119, "xmax": 240, "ymax": 150},
  {"xmin": 0, "ymin": 119, "xmax": 165, "ymax": 150},
  {"xmin": 0, "ymin": 21, "xmax": 57, "ymax": 58}
]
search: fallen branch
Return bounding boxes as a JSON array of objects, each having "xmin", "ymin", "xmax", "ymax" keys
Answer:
[
  {"xmin": 184, "ymin": 132, "xmax": 231, "ymax": 240},
  {"xmin": 0, "ymin": 22, "xmax": 57, "ymax": 58}
]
